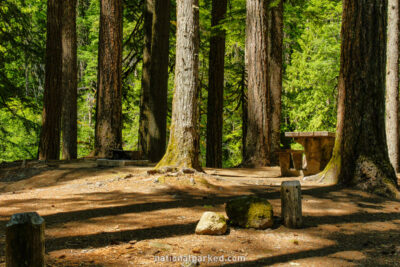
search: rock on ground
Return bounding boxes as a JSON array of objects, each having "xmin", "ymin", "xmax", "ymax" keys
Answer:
[
  {"xmin": 225, "ymin": 195, "xmax": 273, "ymax": 229},
  {"xmin": 195, "ymin": 212, "xmax": 227, "ymax": 235}
]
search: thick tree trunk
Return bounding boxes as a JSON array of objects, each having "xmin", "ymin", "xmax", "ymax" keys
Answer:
[
  {"xmin": 156, "ymin": 0, "xmax": 201, "ymax": 171},
  {"xmin": 39, "ymin": 0, "xmax": 63, "ymax": 160},
  {"xmin": 206, "ymin": 0, "xmax": 228, "ymax": 168},
  {"xmin": 139, "ymin": 0, "xmax": 171, "ymax": 163},
  {"xmin": 61, "ymin": 0, "xmax": 78, "ymax": 160},
  {"xmin": 243, "ymin": 0, "xmax": 271, "ymax": 167},
  {"xmin": 310, "ymin": 0, "xmax": 400, "ymax": 199},
  {"xmin": 95, "ymin": 0, "xmax": 123, "ymax": 158},
  {"xmin": 268, "ymin": 0, "xmax": 283, "ymax": 166},
  {"xmin": 386, "ymin": 0, "xmax": 399, "ymax": 172}
]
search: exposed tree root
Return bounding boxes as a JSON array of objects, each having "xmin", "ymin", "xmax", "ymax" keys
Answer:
[
  {"xmin": 303, "ymin": 154, "xmax": 340, "ymax": 184},
  {"xmin": 304, "ymin": 154, "xmax": 400, "ymax": 199},
  {"xmin": 352, "ymin": 155, "xmax": 400, "ymax": 199}
]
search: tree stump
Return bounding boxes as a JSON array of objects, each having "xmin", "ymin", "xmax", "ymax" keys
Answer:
[
  {"xmin": 281, "ymin": 181, "xmax": 302, "ymax": 228},
  {"xmin": 6, "ymin": 212, "xmax": 45, "ymax": 267}
]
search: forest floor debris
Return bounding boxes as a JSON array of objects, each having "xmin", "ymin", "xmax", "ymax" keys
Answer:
[{"xmin": 0, "ymin": 161, "xmax": 399, "ymax": 266}]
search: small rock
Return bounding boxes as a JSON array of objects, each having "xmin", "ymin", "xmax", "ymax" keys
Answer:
[
  {"xmin": 192, "ymin": 247, "xmax": 201, "ymax": 253},
  {"xmin": 195, "ymin": 212, "xmax": 227, "ymax": 235},
  {"xmin": 190, "ymin": 178, "xmax": 196, "ymax": 185},
  {"xmin": 153, "ymin": 177, "xmax": 160, "ymax": 183},
  {"xmin": 95, "ymin": 182, "xmax": 103, "ymax": 187}
]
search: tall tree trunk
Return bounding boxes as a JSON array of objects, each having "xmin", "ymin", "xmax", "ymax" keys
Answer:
[
  {"xmin": 156, "ymin": 0, "xmax": 201, "ymax": 171},
  {"xmin": 386, "ymin": 0, "xmax": 399, "ymax": 172},
  {"xmin": 206, "ymin": 0, "xmax": 228, "ymax": 168},
  {"xmin": 39, "ymin": 0, "xmax": 63, "ymax": 160},
  {"xmin": 309, "ymin": 0, "xmax": 400, "ymax": 199},
  {"xmin": 243, "ymin": 0, "xmax": 271, "ymax": 167},
  {"xmin": 61, "ymin": 0, "xmax": 78, "ymax": 160},
  {"xmin": 139, "ymin": 0, "xmax": 171, "ymax": 162},
  {"xmin": 268, "ymin": 0, "xmax": 283, "ymax": 166},
  {"xmin": 95, "ymin": 0, "xmax": 123, "ymax": 158},
  {"xmin": 139, "ymin": 0, "xmax": 153, "ymax": 160}
]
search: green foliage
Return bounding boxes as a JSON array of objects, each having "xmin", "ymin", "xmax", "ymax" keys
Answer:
[
  {"xmin": 0, "ymin": 0, "xmax": 342, "ymax": 166},
  {"xmin": 283, "ymin": 0, "xmax": 341, "ymax": 132}
]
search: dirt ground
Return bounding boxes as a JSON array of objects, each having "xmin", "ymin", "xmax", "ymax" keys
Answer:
[{"xmin": 0, "ymin": 160, "xmax": 400, "ymax": 266}]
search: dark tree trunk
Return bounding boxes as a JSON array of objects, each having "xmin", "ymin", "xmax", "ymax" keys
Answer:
[
  {"xmin": 386, "ymin": 0, "xmax": 399, "ymax": 172},
  {"xmin": 311, "ymin": 0, "xmax": 400, "ymax": 199},
  {"xmin": 206, "ymin": 0, "xmax": 228, "ymax": 168},
  {"xmin": 139, "ymin": 0, "xmax": 153, "ymax": 160},
  {"xmin": 61, "ymin": 0, "xmax": 78, "ymax": 160},
  {"xmin": 39, "ymin": 0, "xmax": 63, "ymax": 160},
  {"xmin": 95, "ymin": 0, "xmax": 123, "ymax": 158},
  {"xmin": 268, "ymin": 0, "xmax": 283, "ymax": 166},
  {"xmin": 243, "ymin": 0, "xmax": 271, "ymax": 167},
  {"xmin": 139, "ymin": 0, "xmax": 171, "ymax": 162},
  {"xmin": 156, "ymin": 0, "xmax": 201, "ymax": 171}
]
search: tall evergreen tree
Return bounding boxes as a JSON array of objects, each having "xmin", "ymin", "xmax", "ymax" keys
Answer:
[
  {"xmin": 268, "ymin": 0, "xmax": 283, "ymax": 165},
  {"xmin": 206, "ymin": 0, "xmax": 228, "ymax": 168},
  {"xmin": 95, "ymin": 0, "xmax": 123, "ymax": 157},
  {"xmin": 39, "ymin": 0, "xmax": 63, "ymax": 160},
  {"xmin": 139, "ymin": 0, "xmax": 171, "ymax": 162},
  {"xmin": 156, "ymin": 0, "xmax": 201, "ymax": 171},
  {"xmin": 386, "ymin": 0, "xmax": 399, "ymax": 172},
  {"xmin": 61, "ymin": 0, "xmax": 78, "ymax": 160},
  {"xmin": 243, "ymin": 0, "xmax": 271, "ymax": 167},
  {"xmin": 309, "ymin": 0, "xmax": 400, "ymax": 199}
]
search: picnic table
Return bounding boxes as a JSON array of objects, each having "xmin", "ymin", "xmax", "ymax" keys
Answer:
[{"xmin": 285, "ymin": 131, "xmax": 335, "ymax": 176}]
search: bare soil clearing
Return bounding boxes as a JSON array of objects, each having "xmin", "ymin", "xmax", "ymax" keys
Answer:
[{"xmin": 0, "ymin": 161, "xmax": 399, "ymax": 266}]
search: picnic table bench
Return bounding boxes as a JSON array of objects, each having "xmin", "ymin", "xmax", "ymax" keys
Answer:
[
  {"xmin": 276, "ymin": 149, "xmax": 304, "ymax": 176},
  {"xmin": 284, "ymin": 131, "xmax": 335, "ymax": 176}
]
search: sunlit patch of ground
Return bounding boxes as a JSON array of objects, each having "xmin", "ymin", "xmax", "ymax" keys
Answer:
[{"xmin": 0, "ymin": 161, "xmax": 399, "ymax": 266}]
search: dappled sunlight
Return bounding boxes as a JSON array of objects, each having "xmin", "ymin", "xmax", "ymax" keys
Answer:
[{"xmin": 0, "ymin": 162, "xmax": 400, "ymax": 266}]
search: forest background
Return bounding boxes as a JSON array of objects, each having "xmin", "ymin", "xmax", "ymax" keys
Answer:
[{"xmin": 0, "ymin": 0, "xmax": 341, "ymax": 167}]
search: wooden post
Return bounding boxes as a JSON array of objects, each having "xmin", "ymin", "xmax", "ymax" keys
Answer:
[
  {"xmin": 281, "ymin": 181, "xmax": 302, "ymax": 228},
  {"xmin": 6, "ymin": 212, "xmax": 45, "ymax": 267}
]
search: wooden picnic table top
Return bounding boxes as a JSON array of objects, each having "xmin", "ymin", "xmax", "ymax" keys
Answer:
[{"xmin": 285, "ymin": 131, "xmax": 335, "ymax": 138}]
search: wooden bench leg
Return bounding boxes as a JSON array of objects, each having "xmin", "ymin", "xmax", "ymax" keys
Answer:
[
  {"xmin": 292, "ymin": 153, "xmax": 303, "ymax": 171},
  {"xmin": 279, "ymin": 153, "xmax": 291, "ymax": 176}
]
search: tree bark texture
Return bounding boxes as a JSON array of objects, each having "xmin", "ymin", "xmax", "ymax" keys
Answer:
[
  {"xmin": 61, "ymin": 0, "xmax": 78, "ymax": 160},
  {"xmin": 139, "ymin": 0, "xmax": 171, "ymax": 162},
  {"xmin": 281, "ymin": 180, "xmax": 302, "ymax": 228},
  {"xmin": 314, "ymin": 0, "xmax": 399, "ymax": 199},
  {"xmin": 39, "ymin": 0, "xmax": 63, "ymax": 160},
  {"xmin": 268, "ymin": 0, "xmax": 283, "ymax": 166},
  {"xmin": 6, "ymin": 212, "xmax": 45, "ymax": 267},
  {"xmin": 95, "ymin": 0, "xmax": 123, "ymax": 158},
  {"xmin": 206, "ymin": 0, "xmax": 228, "ymax": 168},
  {"xmin": 386, "ymin": 0, "xmax": 399, "ymax": 172},
  {"xmin": 244, "ymin": 0, "xmax": 271, "ymax": 167},
  {"xmin": 139, "ymin": 0, "xmax": 154, "ymax": 160},
  {"xmin": 156, "ymin": 0, "xmax": 201, "ymax": 171}
]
